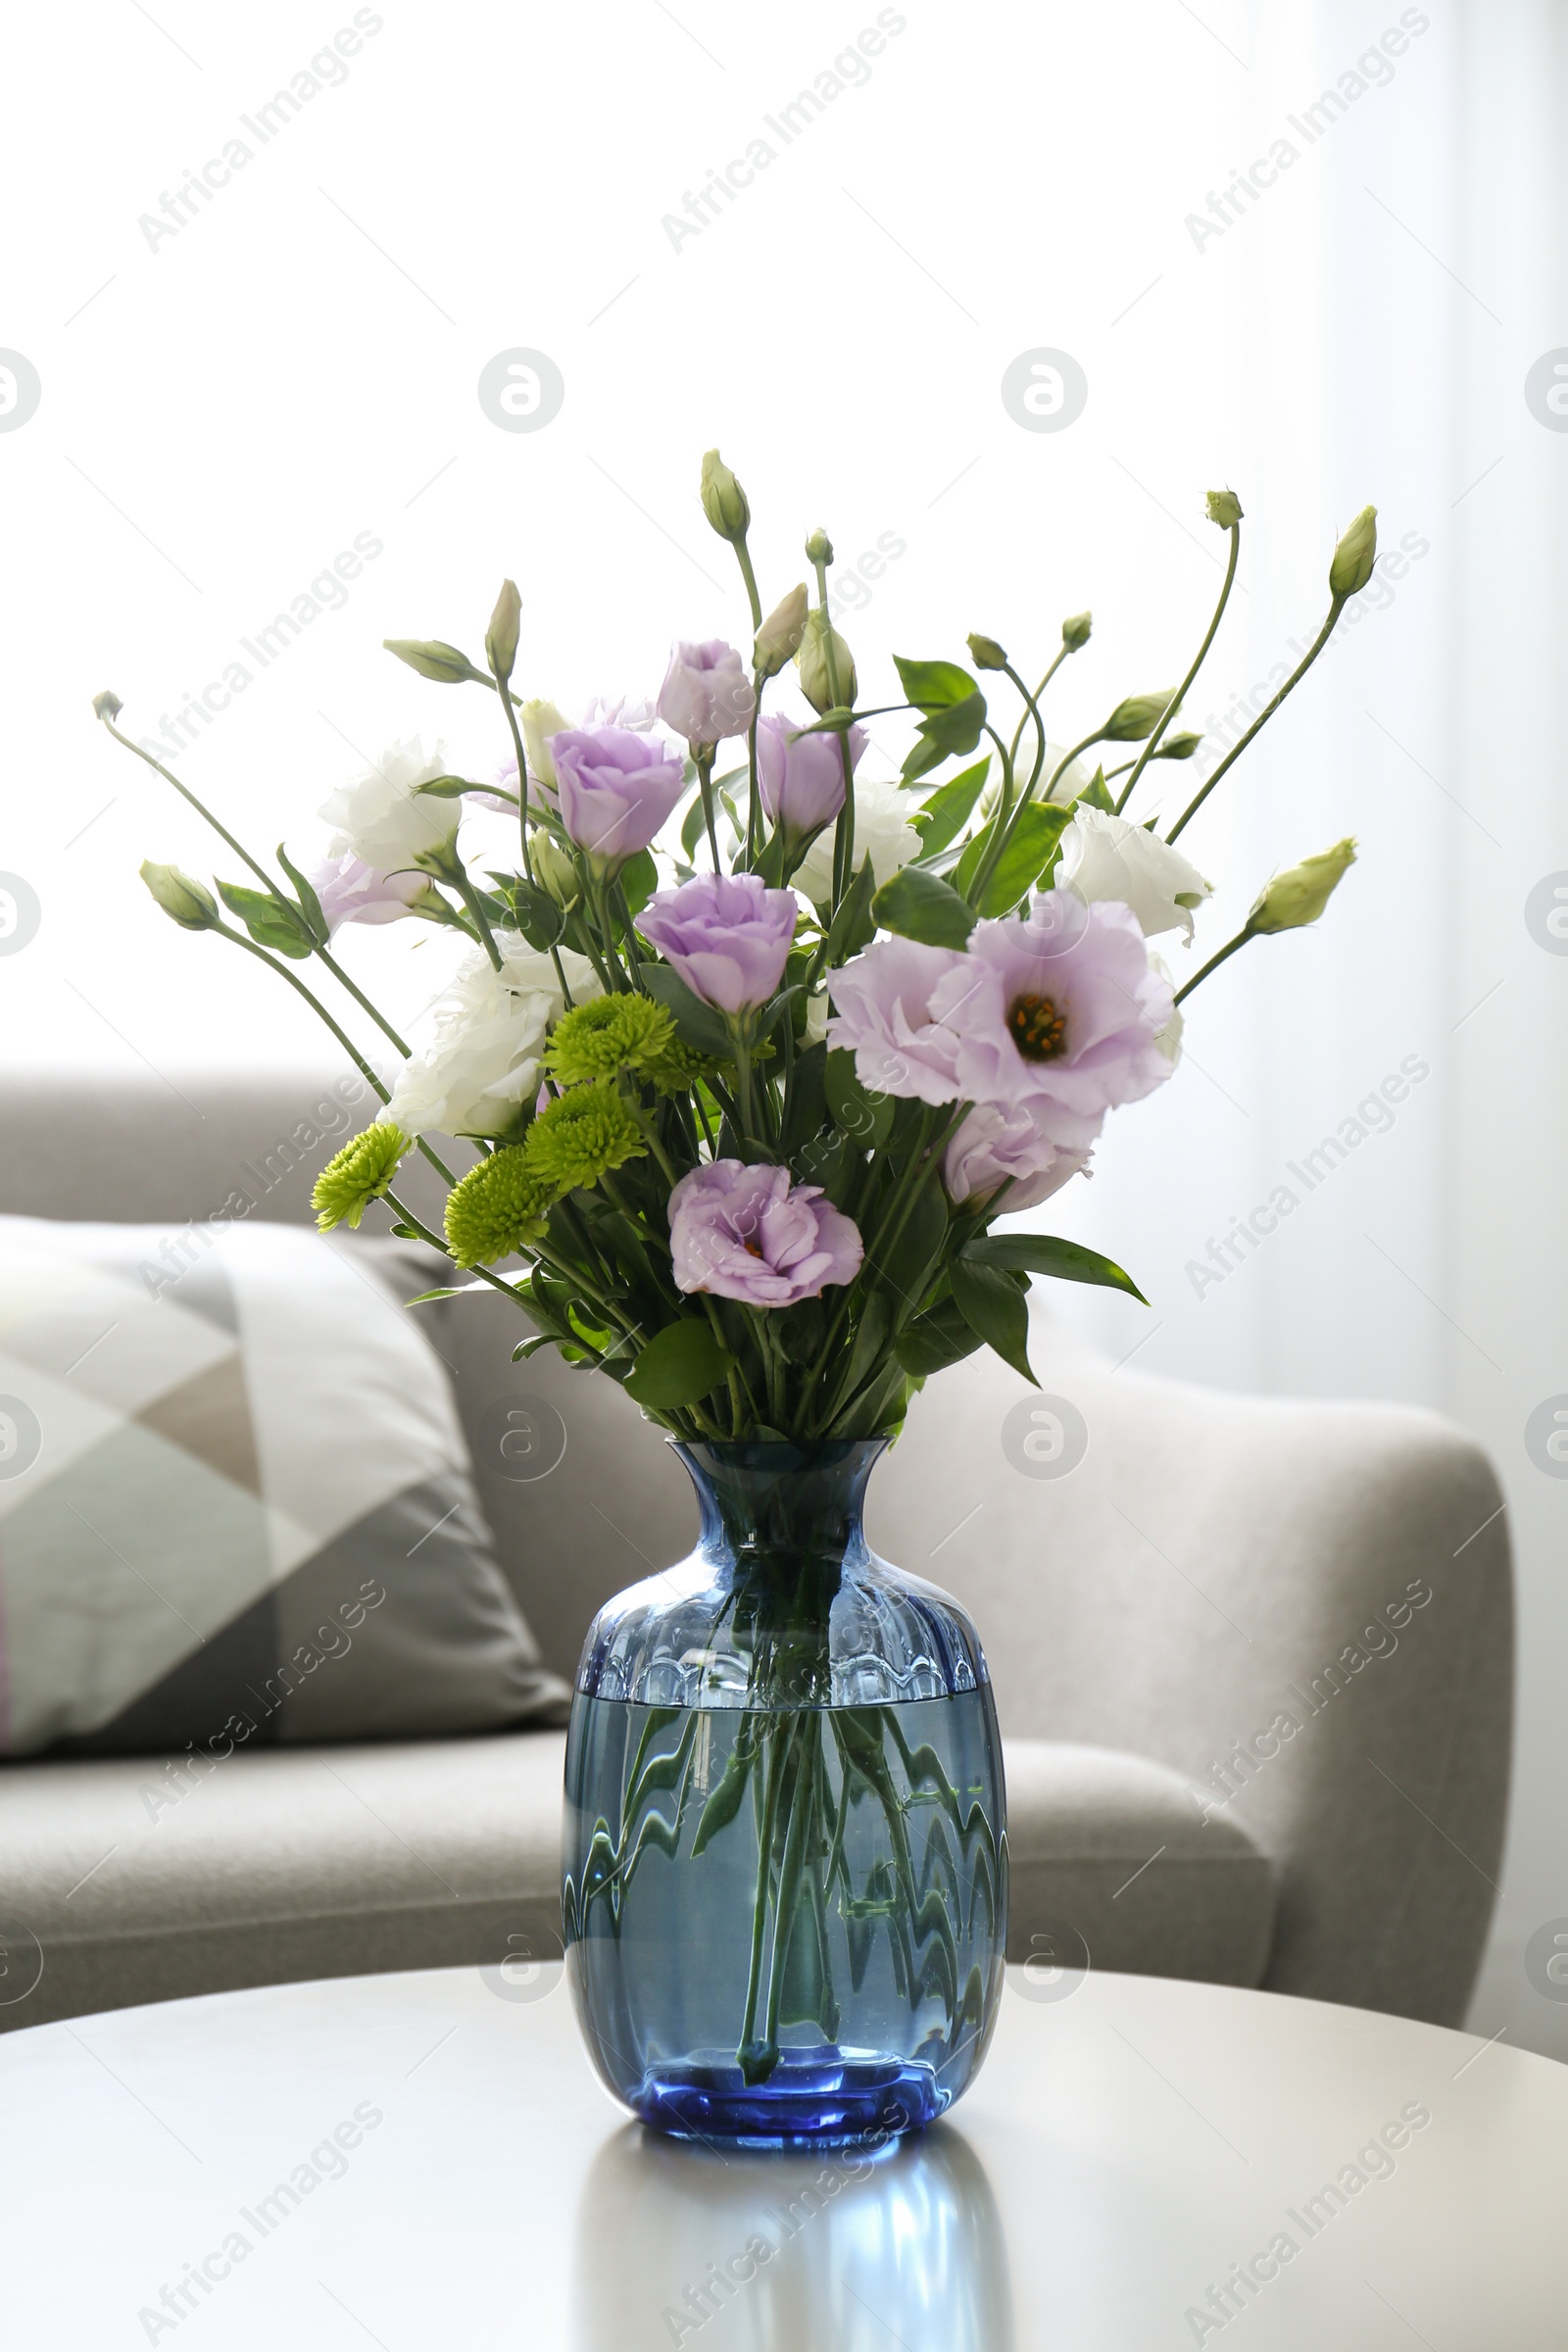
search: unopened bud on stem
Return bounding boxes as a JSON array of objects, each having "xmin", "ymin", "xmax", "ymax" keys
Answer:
[
  {"xmin": 92, "ymin": 690, "xmax": 122, "ymax": 722},
  {"xmin": 1205, "ymin": 489, "xmax": 1244, "ymax": 529},
  {"xmin": 485, "ymin": 579, "xmax": 521, "ymax": 685},
  {"xmin": 384, "ymin": 639, "xmax": 487, "ymax": 686},
  {"xmin": 1102, "ymin": 690, "xmax": 1179, "ymax": 744},
  {"xmin": 1249, "ymin": 838, "xmax": 1356, "ymax": 934},
  {"xmin": 1062, "ymin": 612, "xmax": 1092, "ymax": 651},
  {"xmin": 700, "ymin": 450, "xmax": 751, "ymax": 543},
  {"xmin": 140, "ymin": 861, "xmax": 220, "ymax": 930},
  {"xmin": 805, "ymin": 527, "xmax": 833, "ymax": 568},
  {"xmin": 966, "ymin": 632, "xmax": 1008, "ymax": 672},
  {"xmin": 754, "ymin": 583, "xmax": 809, "ymax": 680},
  {"xmin": 1329, "ymin": 506, "xmax": 1378, "ymax": 601},
  {"xmin": 797, "ymin": 608, "xmax": 857, "ymax": 714}
]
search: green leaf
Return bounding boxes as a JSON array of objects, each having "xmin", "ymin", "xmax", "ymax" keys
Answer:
[
  {"xmin": 639, "ymin": 963, "xmax": 733, "ymax": 1058},
  {"xmin": 900, "ymin": 691, "xmax": 988, "ymax": 781},
  {"xmin": 1075, "ymin": 765, "xmax": 1115, "ymax": 814},
  {"xmin": 818, "ymin": 856, "xmax": 876, "ymax": 964},
  {"xmin": 914, "ymin": 758, "xmax": 990, "ymax": 859},
  {"xmin": 825, "ymin": 1049, "xmax": 894, "ymax": 1148},
  {"xmin": 214, "ymin": 879, "xmax": 313, "ymax": 958},
  {"xmin": 756, "ymin": 985, "xmax": 805, "ymax": 1043},
  {"xmin": 871, "ymin": 865, "xmax": 977, "ymax": 950},
  {"xmin": 963, "ymin": 1232, "xmax": 1148, "ymax": 1303},
  {"xmin": 869, "ymin": 1175, "xmax": 948, "ymax": 1308},
  {"xmin": 976, "ymin": 802, "xmax": 1072, "ymax": 916},
  {"xmin": 503, "ymin": 878, "xmax": 564, "ymax": 949},
  {"xmin": 950, "ymin": 1256, "xmax": 1037, "ymax": 1385},
  {"xmin": 679, "ymin": 791, "xmax": 710, "ymax": 862},
  {"xmin": 894, "ymin": 656, "xmax": 981, "ymax": 711},
  {"xmin": 275, "ymin": 844, "xmax": 329, "ymax": 946},
  {"xmin": 781, "ymin": 1040, "xmax": 828, "ymax": 1160},
  {"xmin": 895, "ymin": 1295, "xmax": 984, "ymax": 1378},
  {"xmin": 692, "ymin": 1723, "xmax": 758, "ymax": 1855},
  {"xmin": 622, "ymin": 1317, "xmax": 735, "ymax": 1409},
  {"xmin": 618, "ymin": 848, "xmax": 658, "ymax": 919}
]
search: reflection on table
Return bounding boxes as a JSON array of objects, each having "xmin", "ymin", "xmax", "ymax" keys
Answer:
[{"xmin": 572, "ymin": 2116, "xmax": 1013, "ymax": 2349}]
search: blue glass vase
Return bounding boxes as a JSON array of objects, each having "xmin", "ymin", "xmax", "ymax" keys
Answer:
[{"xmin": 563, "ymin": 1440, "xmax": 1008, "ymax": 2149}]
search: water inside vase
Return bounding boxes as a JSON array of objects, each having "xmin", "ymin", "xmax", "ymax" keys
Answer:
[{"xmin": 564, "ymin": 1687, "xmax": 1005, "ymax": 2149}]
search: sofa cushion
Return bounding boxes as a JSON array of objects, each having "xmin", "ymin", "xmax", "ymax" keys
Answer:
[
  {"xmin": 0, "ymin": 1732, "xmax": 1275, "ymax": 2029},
  {"xmin": 0, "ymin": 1215, "xmax": 568, "ymax": 1754}
]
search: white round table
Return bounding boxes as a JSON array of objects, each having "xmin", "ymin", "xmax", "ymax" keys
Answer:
[{"xmin": 4, "ymin": 1964, "xmax": 1564, "ymax": 2347}]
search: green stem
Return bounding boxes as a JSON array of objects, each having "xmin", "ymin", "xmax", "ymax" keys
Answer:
[
  {"xmin": 964, "ymin": 725, "xmax": 1021, "ymax": 907},
  {"xmin": 453, "ymin": 872, "xmax": 504, "ymax": 970},
  {"xmin": 1005, "ymin": 643, "xmax": 1070, "ymax": 786},
  {"xmin": 737, "ymin": 1718, "xmax": 797, "ymax": 2081},
  {"xmin": 695, "ymin": 749, "xmax": 721, "ymax": 872},
  {"xmin": 494, "ymin": 662, "xmax": 538, "ymax": 891},
  {"xmin": 1115, "ymin": 521, "xmax": 1241, "ymax": 815},
  {"xmin": 1166, "ymin": 599, "xmax": 1345, "ymax": 845},
  {"xmin": 1171, "ymin": 924, "xmax": 1257, "ymax": 1005}
]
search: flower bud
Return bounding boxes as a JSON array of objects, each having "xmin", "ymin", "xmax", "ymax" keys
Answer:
[
  {"xmin": 1061, "ymin": 611, "xmax": 1092, "ymax": 651},
  {"xmin": 530, "ymin": 830, "xmax": 579, "ymax": 908},
  {"xmin": 966, "ymin": 632, "xmax": 1008, "ymax": 672},
  {"xmin": 383, "ymin": 638, "xmax": 486, "ymax": 686},
  {"xmin": 700, "ymin": 450, "xmax": 750, "ymax": 543},
  {"xmin": 754, "ymin": 582, "xmax": 808, "ymax": 680},
  {"xmin": 796, "ymin": 608, "xmax": 857, "ymax": 714},
  {"xmin": 485, "ymin": 579, "xmax": 521, "ymax": 685},
  {"xmin": 140, "ymin": 860, "xmax": 220, "ymax": 930},
  {"xmin": 520, "ymin": 698, "xmax": 570, "ymax": 788},
  {"xmin": 1205, "ymin": 489, "xmax": 1244, "ymax": 528},
  {"xmin": 805, "ymin": 527, "xmax": 834, "ymax": 567},
  {"xmin": 1152, "ymin": 729, "xmax": 1202, "ymax": 760},
  {"xmin": 92, "ymin": 690, "xmax": 122, "ymax": 721},
  {"xmin": 1102, "ymin": 690, "xmax": 1178, "ymax": 743},
  {"xmin": 1249, "ymin": 838, "xmax": 1356, "ymax": 935},
  {"xmin": 1329, "ymin": 506, "xmax": 1378, "ymax": 601}
]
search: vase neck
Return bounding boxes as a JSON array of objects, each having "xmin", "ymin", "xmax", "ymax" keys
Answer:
[{"xmin": 671, "ymin": 1441, "xmax": 887, "ymax": 1583}]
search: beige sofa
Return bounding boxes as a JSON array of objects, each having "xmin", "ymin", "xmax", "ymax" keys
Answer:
[{"xmin": 0, "ymin": 1072, "xmax": 1513, "ymax": 2032}]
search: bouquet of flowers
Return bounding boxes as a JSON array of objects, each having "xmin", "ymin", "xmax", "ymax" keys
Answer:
[
  {"xmin": 95, "ymin": 456, "xmax": 1375, "ymax": 2135},
  {"xmin": 96, "ymin": 459, "xmax": 1370, "ymax": 1441}
]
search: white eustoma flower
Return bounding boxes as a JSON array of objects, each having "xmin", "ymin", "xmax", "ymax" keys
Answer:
[
  {"xmin": 795, "ymin": 775, "xmax": 921, "ymax": 908},
  {"xmin": 1150, "ymin": 953, "xmax": 1184, "ymax": 1066},
  {"xmin": 319, "ymin": 737, "xmax": 458, "ymax": 875},
  {"xmin": 1056, "ymin": 806, "xmax": 1212, "ymax": 944},
  {"xmin": 386, "ymin": 937, "xmax": 600, "ymax": 1140}
]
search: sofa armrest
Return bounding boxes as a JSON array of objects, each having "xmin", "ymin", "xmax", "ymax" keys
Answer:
[{"xmin": 869, "ymin": 1328, "xmax": 1513, "ymax": 2027}]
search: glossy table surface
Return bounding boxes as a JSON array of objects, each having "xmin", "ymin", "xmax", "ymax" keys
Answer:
[{"xmin": 3, "ymin": 1962, "xmax": 1565, "ymax": 2347}]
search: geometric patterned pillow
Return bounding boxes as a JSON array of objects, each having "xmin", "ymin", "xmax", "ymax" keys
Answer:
[{"xmin": 0, "ymin": 1214, "xmax": 570, "ymax": 1755}]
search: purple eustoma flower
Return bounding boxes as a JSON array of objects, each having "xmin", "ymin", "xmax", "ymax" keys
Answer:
[
  {"xmin": 756, "ymin": 711, "xmax": 865, "ymax": 839},
  {"xmin": 307, "ymin": 851, "xmax": 426, "ymax": 933},
  {"xmin": 657, "ymin": 640, "xmax": 755, "ymax": 748},
  {"xmin": 669, "ymin": 1160, "xmax": 863, "ymax": 1307},
  {"xmin": 548, "ymin": 727, "xmax": 686, "ymax": 872},
  {"xmin": 932, "ymin": 889, "xmax": 1174, "ymax": 1143},
  {"xmin": 943, "ymin": 1102, "xmax": 1093, "ymax": 1211},
  {"xmin": 639, "ymin": 870, "xmax": 799, "ymax": 1015}
]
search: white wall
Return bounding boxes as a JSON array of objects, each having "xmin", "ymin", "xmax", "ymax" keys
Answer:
[{"xmin": 2, "ymin": 0, "xmax": 1563, "ymax": 2051}]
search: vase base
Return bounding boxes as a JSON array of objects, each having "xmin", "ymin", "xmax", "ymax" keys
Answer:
[{"xmin": 628, "ymin": 2048, "xmax": 945, "ymax": 2148}]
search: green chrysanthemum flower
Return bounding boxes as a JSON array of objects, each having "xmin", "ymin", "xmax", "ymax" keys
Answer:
[
  {"xmin": 312, "ymin": 1123, "xmax": 409, "ymax": 1232},
  {"xmin": 444, "ymin": 1148, "xmax": 555, "ymax": 1268},
  {"xmin": 522, "ymin": 1079, "xmax": 646, "ymax": 1194},
  {"xmin": 545, "ymin": 994, "xmax": 678, "ymax": 1086},
  {"xmin": 646, "ymin": 1037, "xmax": 717, "ymax": 1096}
]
